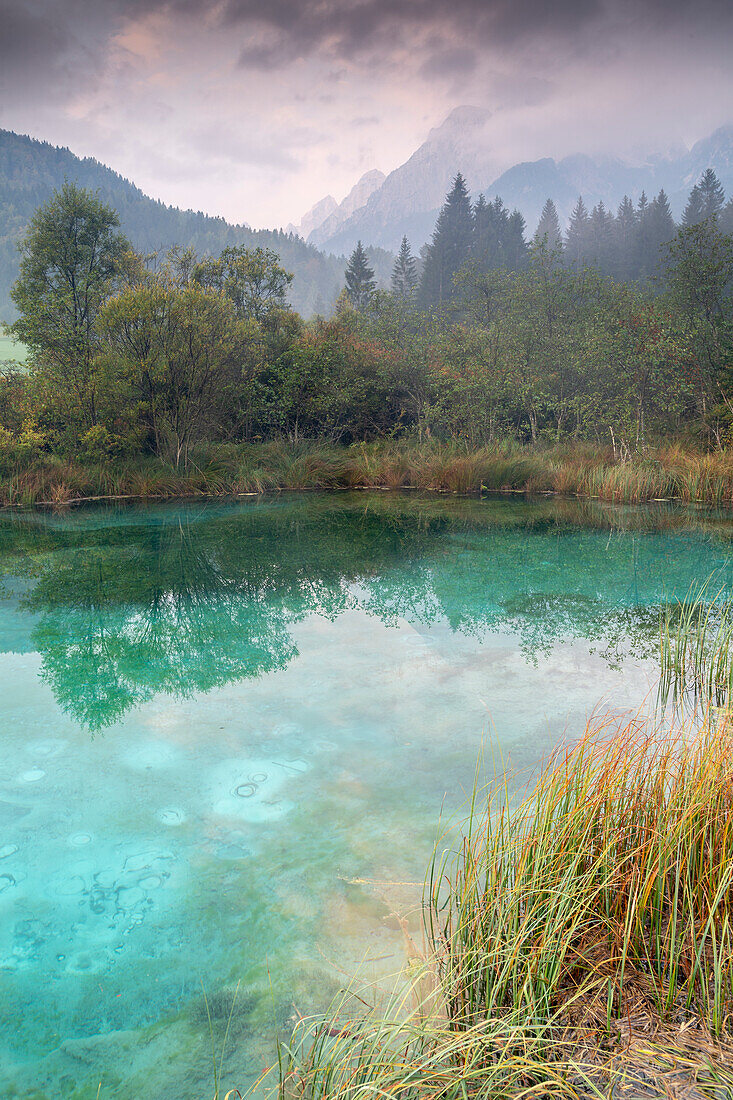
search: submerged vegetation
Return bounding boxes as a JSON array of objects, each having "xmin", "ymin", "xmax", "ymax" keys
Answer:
[{"xmin": 280, "ymin": 713, "xmax": 733, "ymax": 1098}]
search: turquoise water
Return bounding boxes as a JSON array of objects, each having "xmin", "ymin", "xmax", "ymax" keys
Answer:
[{"xmin": 0, "ymin": 492, "xmax": 731, "ymax": 1098}]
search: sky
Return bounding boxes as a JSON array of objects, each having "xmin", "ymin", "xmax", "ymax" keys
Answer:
[{"xmin": 1, "ymin": 0, "xmax": 732, "ymax": 229}]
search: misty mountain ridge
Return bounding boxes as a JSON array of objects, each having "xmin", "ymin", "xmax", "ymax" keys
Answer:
[
  {"xmin": 303, "ymin": 110, "xmax": 733, "ymax": 254},
  {"xmin": 0, "ymin": 129, "xmax": 394, "ymax": 322},
  {"xmin": 286, "ymin": 169, "xmax": 385, "ymax": 241}
]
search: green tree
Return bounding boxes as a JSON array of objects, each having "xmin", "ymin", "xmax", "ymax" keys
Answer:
[
  {"xmin": 664, "ymin": 220, "xmax": 733, "ymax": 442},
  {"xmin": 565, "ymin": 197, "xmax": 590, "ymax": 269},
  {"xmin": 344, "ymin": 241, "xmax": 376, "ymax": 311},
  {"xmin": 193, "ymin": 245, "xmax": 293, "ymax": 323},
  {"xmin": 391, "ymin": 236, "xmax": 418, "ymax": 299},
  {"xmin": 98, "ymin": 269, "xmax": 251, "ymax": 465},
  {"xmin": 698, "ymin": 169, "xmax": 726, "ymax": 221},
  {"xmin": 533, "ymin": 199, "xmax": 563, "ymax": 253},
  {"xmin": 7, "ymin": 182, "xmax": 129, "ymax": 429},
  {"xmin": 419, "ymin": 173, "xmax": 474, "ymax": 306}
]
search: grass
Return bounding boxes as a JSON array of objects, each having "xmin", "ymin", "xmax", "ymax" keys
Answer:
[
  {"xmin": 278, "ymin": 713, "xmax": 733, "ymax": 1098},
  {"xmin": 4, "ymin": 439, "xmax": 733, "ymax": 507},
  {"xmin": 660, "ymin": 579, "xmax": 733, "ymax": 714}
]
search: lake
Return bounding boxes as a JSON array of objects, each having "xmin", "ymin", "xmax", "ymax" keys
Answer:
[{"xmin": 0, "ymin": 492, "xmax": 731, "ymax": 1098}]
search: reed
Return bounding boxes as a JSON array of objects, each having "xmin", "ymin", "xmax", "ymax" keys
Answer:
[
  {"xmin": 280, "ymin": 713, "xmax": 733, "ymax": 1098},
  {"xmin": 659, "ymin": 579, "xmax": 733, "ymax": 713},
  {"xmin": 4, "ymin": 440, "xmax": 733, "ymax": 506}
]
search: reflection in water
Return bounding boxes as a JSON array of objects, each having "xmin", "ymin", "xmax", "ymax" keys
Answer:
[
  {"xmin": 1, "ymin": 494, "xmax": 731, "ymax": 729},
  {"xmin": 1, "ymin": 494, "xmax": 732, "ymax": 1099}
]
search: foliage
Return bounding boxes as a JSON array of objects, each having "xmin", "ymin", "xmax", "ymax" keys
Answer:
[
  {"xmin": 7, "ymin": 181, "xmax": 129, "ymax": 430},
  {"xmin": 0, "ymin": 179, "xmax": 732, "ymax": 469},
  {"xmin": 344, "ymin": 241, "xmax": 376, "ymax": 311}
]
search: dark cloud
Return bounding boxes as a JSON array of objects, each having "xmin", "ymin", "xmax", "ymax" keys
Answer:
[
  {"xmin": 220, "ymin": 0, "xmax": 732, "ymax": 71},
  {"xmin": 0, "ymin": 3, "xmax": 69, "ymax": 89}
]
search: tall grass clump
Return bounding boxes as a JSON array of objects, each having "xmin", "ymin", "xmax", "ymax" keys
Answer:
[
  {"xmin": 660, "ymin": 579, "xmax": 733, "ymax": 712},
  {"xmin": 281, "ymin": 715, "xmax": 733, "ymax": 1098}
]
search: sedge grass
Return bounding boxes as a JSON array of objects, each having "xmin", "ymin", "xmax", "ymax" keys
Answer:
[
  {"xmin": 280, "ymin": 713, "xmax": 733, "ymax": 1098},
  {"xmin": 3, "ymin": 440, "xmax": 733, "ymax": 506},
  {"xmin": 660, "ymin": 579, "xmax": 733, "ymax": 712}
]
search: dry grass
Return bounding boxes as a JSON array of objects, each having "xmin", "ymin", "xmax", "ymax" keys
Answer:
[
  {"xmin": 279, "ymin": 714, "xmax": 733, "ymax": 1099},
  {"xmin": 3, "ymin": 440, "xmax": 733, "ymax": 507}
]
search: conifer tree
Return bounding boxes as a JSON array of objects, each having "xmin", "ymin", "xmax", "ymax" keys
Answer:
[
  {"xmin": 391, "ymin": 236, "xmax": 418, "ymax": 298},
  {"xmin": 533, "ymin": 199, "xmax": 563, "ymax": 252},
  {"xmin": 344, "ymin": 240, "xmax": 376, "ymax": 311},
  {"xmin": 588, "ymin": 201, "xmax": 615, "ymax": 269},
  {"xmin": 644, "ymin": 190, "xmax": 676, "ymax": 275},
  {"xmin": 505, "ymin": 210, "xmax": 529, "ymax": 270},
  {"xmin": 614, "ymin": 196, "xmax": 637, "ymax": 280},
  {"xmin": 419, "ymin": 173, "xmax": 474, "ymax": 306},
  {"xmin": 698, "ymin": 169, "xmax": 726, "ymax": 220},
  {"xmin": 473, "ymin": 195, "xmax": 527, "ymax": 272},
  {"xmin": 565, "ymin": 196, "xmax": 590, "ymax": 268},
  {"xmin": 682, "ymin": 184, "xmax": 705, "ymax": 227}
]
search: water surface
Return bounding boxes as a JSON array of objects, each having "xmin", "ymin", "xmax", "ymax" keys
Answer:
[{"xmin": 0, "ymin": 492, "xmax": 731, "ymax": 1098}]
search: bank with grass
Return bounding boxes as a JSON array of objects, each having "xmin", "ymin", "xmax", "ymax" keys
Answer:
[
  {"xmin": 279, "ymin": 710, "xmax": 733, "ymax": 1099},
  {"xmin": 4, "ymin": 440, "xmax": 733, "ymax": 508}
]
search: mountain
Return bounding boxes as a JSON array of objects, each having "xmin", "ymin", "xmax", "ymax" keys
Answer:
[
  {"xmin": 288, "ymin": 169, "xmax": 385, "ymax": 242},
  {"xmin": 308, "ymin": 170, "xmax": 385, "ymax": 246},
  {"xmin": 309, "ymin": 106, "xmax": 505, "ymax": 254},
  {"xmin": 285, "ymin": 193, "xmax": 337, "ymax": 239},
  {"xmin": 306, "ymin": 113, "xmax": 733, "ymax": 254},
  {"xmin": 0, "ymin": 129, "xmax": 373, "ymax": 321}
]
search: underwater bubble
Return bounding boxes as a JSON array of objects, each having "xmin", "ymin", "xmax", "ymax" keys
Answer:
[
  {"xmin": 18, "ymin": 768, "xmax": 45, "ymax": 783},
  {"xmin": 0, "ymin": 844, "xmax": 18, "ymax": 860},
  {"xmin": 28, "ymin": 739, "xmax": 66, "ymax": 758},
  {"xmin": 69, "ymin": 833, "xmax": 92, "ymax": 847},
  {"xmin": 138, "ymin": 874, "xmax": 163, "ymax": 890},
  {"xmin": 157, "ymin": 807, "xmax": 185, "ymax": 826},
  {"xmin": 0, "ymin": 873, "xmax": 15, "ymax": 893},
  {"xmin": 123, "ymin": 850, "xmax": 173, "ymax": 874},
  {"xmin": 249, "ymin": 772, "xmax": 268, "ymax": 783},
  {"xmin": 116, "ymin": 885, "xmax": 145, "ymax": 911},
  {"xmin": 273, "ymin": 723, "xmax": 304, "ymax": 738},
  {"xmin": 215, "ymin": 843, "xmax": 251, "ymax": 861},
  {"xmin": 234, "ymin": 783, "xmax": 257, "ymax": 798}
]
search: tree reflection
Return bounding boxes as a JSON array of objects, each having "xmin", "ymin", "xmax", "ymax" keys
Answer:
[{"xmin": 0, "ymin": 495, "xmax": 730, "ymax": 730}]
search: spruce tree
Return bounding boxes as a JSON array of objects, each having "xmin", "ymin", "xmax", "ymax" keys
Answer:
[
  {"xmin": 645, "ymin": 190, "xmax": 675, "ymax": 276},
  {"xmin": 419, "ymin": 173, "xmax": 474, "ymax": 306},
  {"xmin": 565, "ymin": 196, "xmax": 591, "ymax": 268},
  {"xmin": 614, "ymin": 196, "xmax": 637, "ymax": 280},
  {"xmin": 533, "ymin": 198, "xmax": 563, "ymax": 252},
  {"xmin": 473, "ymin": 195, "xmax": 527, "ymax": 272},
  {"xmin": 588, "ymin": 201, "xmax": 615, "ymax": 269},
  {"xmin": 391, "ymin": 236, "xmax": 418, "ymax": 298},
  {"xmin": 344, "ymin": 240, "xmax": 376, "ymax": 311},
  {"xmin": 682, "ymin": 184, "xmax": 705, "ymax": 227},
  {"xmin": 505, "ymin": 209, "xmax": 529, "ymax": 270},
  {"xmin": 698, "ymin": 169, "xmax": 726, "ymax": 220}
]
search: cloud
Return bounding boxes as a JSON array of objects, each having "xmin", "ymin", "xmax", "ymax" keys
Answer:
[{"xmin": 0, "ymin": 0, "xmax": 732, "ymax": 229}]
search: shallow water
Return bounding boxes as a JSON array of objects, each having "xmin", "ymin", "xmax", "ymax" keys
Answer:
[{"xmin": 0, "ymin": 492, "xmax": 732, "ymax": 1098}]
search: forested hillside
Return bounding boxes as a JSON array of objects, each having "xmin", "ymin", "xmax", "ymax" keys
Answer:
[{"xmin": 0, "ymin": 130, "xmax": 392, "ymax": 320}]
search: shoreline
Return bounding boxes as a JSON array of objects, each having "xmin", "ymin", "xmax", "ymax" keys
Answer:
[{"xmin": 3, "ymin": 441, "xmax": 733, "ymax": 510}]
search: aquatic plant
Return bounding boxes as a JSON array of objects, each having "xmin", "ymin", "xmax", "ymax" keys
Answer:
[{"xmin": 659, "ymin": 578, "xmax": 733, "ymax": 711}]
